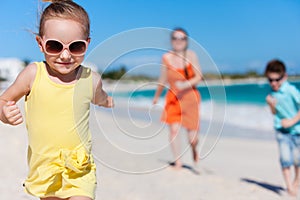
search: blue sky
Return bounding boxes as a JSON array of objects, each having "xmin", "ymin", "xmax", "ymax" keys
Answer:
[{"xmin": 0, "ymin": 0, "xmax": 300, "ymax": 75}]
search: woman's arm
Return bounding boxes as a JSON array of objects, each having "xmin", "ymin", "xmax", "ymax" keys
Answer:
[
  {"xmin": 153, "ymin": 60, "xmax": 167, "ymax": 104},
  {"xmin": 186, "ymin": 50, "xmax": 202, "ymax": 86},
  {"xmin": 175, "ymin": 50, "xmax": 202, "ymax": 91}
]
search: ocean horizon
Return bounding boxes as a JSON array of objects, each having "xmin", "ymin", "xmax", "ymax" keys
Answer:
[
  {"xmin": 113, "ymin": 80, "xmax": 300, "ymax": 106},
  {"xmin": 106, "ymin": 80, "xmax": 300, "ymax": 136}
]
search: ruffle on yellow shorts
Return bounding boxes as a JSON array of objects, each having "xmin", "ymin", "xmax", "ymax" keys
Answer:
[{"xmin": 24, "ymin": 147, "xmax": 97, "ymax": 199}]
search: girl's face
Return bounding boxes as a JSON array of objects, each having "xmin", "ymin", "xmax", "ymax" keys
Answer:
[
  {"xmin": 37, "ymin": 19, "xmax": 90, "ymax": 75},
  {"xmin": 267, "ymin": 72, "xmax": 287, "ymax": 91},
  {"xmin": 171, "ymin": 31, "xmax": 188, "ymax": 52}
]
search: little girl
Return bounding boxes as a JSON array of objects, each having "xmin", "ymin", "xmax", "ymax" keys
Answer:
[{"xmin": 0, "ymin": 0, "xmax": 113, "ymax": 199}]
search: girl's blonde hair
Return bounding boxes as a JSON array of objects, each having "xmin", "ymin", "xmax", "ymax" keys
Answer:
[{"xmin": 39, "ymin": 0, "xmax": 90, "ymax": 38}]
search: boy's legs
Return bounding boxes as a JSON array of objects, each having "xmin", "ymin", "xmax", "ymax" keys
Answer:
[
  {"xmin": 279, "ymin": 134, "xmax": 300, "ymax": 196},
  {"xmin": 282, "ymin": 167, "xmax": 297, "ymax": 196},
  {"xmin": 293, "ymin": 166, "xmax": 300, "ymax": 191},
  {"xmin": 292, "ymin": 134, "xmax": 300, "ymax": 194},
  {"xmin": 276, "ymin": 132, "xmax": 295, "ymax": 195}
]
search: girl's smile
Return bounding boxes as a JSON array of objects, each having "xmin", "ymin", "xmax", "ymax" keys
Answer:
[{"xmin": 37, "ymin": 19, "xmax": 90, "ymax": 76}]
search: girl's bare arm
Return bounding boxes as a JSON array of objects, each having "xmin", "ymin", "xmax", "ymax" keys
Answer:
[
  {"xmin": 0, "ymin": 63, "xmax": 36, "ymax": 125},
  {"xmin": 92, "ymin": 72, "xmax": 114, "ymax": 108}
]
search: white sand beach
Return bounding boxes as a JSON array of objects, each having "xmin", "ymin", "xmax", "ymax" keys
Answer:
[{"xmin": 0, "ymin": 82, "xmax": 298, "ymax": 200}]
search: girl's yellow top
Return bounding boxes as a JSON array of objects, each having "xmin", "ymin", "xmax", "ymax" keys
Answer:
[{"xmin": 24, "ymin": 62, "xmax": 96, "ymax": 199}]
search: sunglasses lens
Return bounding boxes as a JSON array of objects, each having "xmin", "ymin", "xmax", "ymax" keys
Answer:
[
  {"xmin": 269, "ymin": 79, "xmax": 279, "ymax": 83},
  {"xmin": 268, "ymin": 76, "xmax": 283, "ymax": 83},
  {"xmin": 172, "ymin": 36, "xmax": 187, "ymax": 41},
  {"xmin": 69, "ymin": 41, "xmax": 87, "ymax": 55},
  {"xmin": 45, "ymin": 40, "xmax": 63, "ymax": 54}
]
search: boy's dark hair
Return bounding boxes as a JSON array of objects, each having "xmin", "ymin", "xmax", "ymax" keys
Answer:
[{"xmin": 264, "ymin": 59, "xmax": 286, "ymax": 76}]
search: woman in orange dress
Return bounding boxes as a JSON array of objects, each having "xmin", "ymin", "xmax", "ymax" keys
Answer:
[{"xmin": 153, "ymin": 28, "xmax": 202, "ymax": 169}]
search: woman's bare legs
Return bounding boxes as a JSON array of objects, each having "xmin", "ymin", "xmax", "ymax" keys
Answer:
[
  {"xmin": 187, "ymin": 129, "xmax": 199, "ymax": 164},
  {"xmin": 169, "ymin": 123, "xmax": 182, "ymax": 169}
]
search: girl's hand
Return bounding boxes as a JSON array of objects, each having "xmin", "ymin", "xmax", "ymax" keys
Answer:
[
  {"xmin": 2, "ymin": 101, "xmax": 23, "ymax": 125},
  {"xmin": 105, "ymin": 96, "xmax": 114, "ymax": 108}
]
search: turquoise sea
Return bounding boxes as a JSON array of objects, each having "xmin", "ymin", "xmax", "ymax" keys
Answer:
[
  {"xmin": 114, "ymin": 80, "xmax": 300, "ymax": 106},
  {"xmin": 110, "ymin": 80, "xmax": 300, "ymax": 133}
]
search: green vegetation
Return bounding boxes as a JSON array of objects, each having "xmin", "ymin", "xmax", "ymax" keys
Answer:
[
  {"xmin": 100, "ymin": 65, "xmax": 156, "ymax": 81},
  {"xmin": 203, "ymin": 70, "xmax": 260, "ymax": 80},
  {"xmin": 220, "ymin": 70, "xmax": 261, "ymax": 80},
  {"xmin": 100, "ymin": 66, "xmax": 300, "ymax": 81},
  {"xmin": 23, "ymin": 58, "xmax": 31, "ymax": 67},
  {"xmin": 101, "ymin": 66, "xmax": 127, "ymax": 80}
]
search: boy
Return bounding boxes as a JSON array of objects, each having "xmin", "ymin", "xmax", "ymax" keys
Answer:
[{"xmin": 265, "ymin": 59, "xmax": 300, "ymax": 196}]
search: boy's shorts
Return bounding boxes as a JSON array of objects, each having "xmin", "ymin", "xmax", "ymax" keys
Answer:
[{"xmin": 276, "ymin": 132, "xmax": 300, "ymax": 168}]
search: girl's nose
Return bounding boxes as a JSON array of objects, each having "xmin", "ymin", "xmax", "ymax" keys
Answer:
[{"xmin": 60, "ymin": 49, "xmax": 71, "ymax": 59}]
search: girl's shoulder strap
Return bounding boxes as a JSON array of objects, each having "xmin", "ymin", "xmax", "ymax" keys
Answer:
[
  {"xmin": 77, "ymin": 65, "xmax": 93, "ymax": 100},
  {"xmin": 33, "ymin": 61, "xmax": 44, "ymax": 71},
  {"xmin": 79, "ymin": 65, "xmax": 92, "ymax": 79}
]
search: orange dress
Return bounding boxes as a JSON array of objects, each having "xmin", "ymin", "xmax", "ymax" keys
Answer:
[{"xmin": 161, "ymin": 55, "xmax": 201, "ymax": 131}]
